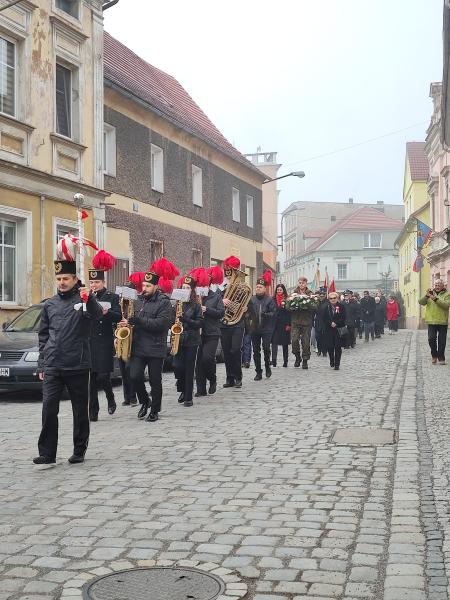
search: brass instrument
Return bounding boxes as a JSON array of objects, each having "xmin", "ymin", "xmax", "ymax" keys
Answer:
[
  {"xmin": 170, "ymin": 300, "xmax": 184, "ymax": 356},
  {"xmin": 115, "ymin": 296, "xmax": 134, "ymax": 361},
  {"xmin": 222, "ymin": 268, "xmax": 252, "ymax": 326}
]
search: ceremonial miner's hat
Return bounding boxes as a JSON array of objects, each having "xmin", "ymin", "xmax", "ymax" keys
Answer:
[
  {"xmin": 179, "ymin": 274, "xmax": 196, "ymax": 289},
  {"xmin": 89, "ymin": 251, "xmax": 117, "ymax": 281},
  {"xmin": 144, "ymin": 271, "xmax": 160, "ymax": 285},
  {"xmin": 54, "ymin": 260, "xmax": 77, "ymax": 275}
]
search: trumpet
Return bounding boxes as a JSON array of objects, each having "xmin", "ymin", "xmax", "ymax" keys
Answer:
[{"xmin": 170, "ymin": 300, "xmax": 184, "ymax": 356}]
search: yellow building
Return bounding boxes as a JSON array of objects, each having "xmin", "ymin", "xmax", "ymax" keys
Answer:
[
  {"xmin": 397, "ymin": 142, "xmax": 430, "ymax": 328},
  {"xmin": 0, "ymin": 0, "xmax": 107, "ymax": 325}
]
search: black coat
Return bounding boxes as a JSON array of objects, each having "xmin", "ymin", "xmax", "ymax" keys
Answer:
[
  {"xmin": 314, "ymin": 300, "xmax": 329, "ymax": 333},
  {"xmin": 129, "ymin": 290, "xmax": 173, "ymax": 359},
  {"xmin": 90, "ymin": 288, "xmax": 122, "ymax": 373},
  {"xmin": 322, "ymin": 301, "xmax": 347, "ymax": 349},
  {"xmin": 375, "ymin": 302, "xmax": 386, "ymax": 326},
  {"xmin": 344, "ymin": 299, "xmax": 360, "ymax": 327},
  {"xmin": 360, "ymin": 296, "xmax": 376, "ymax": 322},
  {"xmin": 272, "ymin": 302, "xmax": 291, "ymax": 345},
  {"xmin": 38, "ymin": 285, "xmax": 102, "ymax": 373},
  {"xmin": 202, "ymin": 290, "xmax": 225, "ymax": 338},
  {"xmin": 248, "ymin": 294, "xmax": 277, "ymax": 335},
  {"xmin": 180, "ymin": 302, "xmax": 203, "ymax": 347}
]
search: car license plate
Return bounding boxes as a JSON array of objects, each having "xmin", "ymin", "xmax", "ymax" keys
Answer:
[{"xmin": 0, "ymin": 367, "xmax": 10, "ymax": 377}]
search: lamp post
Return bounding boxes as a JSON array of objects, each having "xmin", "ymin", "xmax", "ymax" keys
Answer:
[{"xmin": 263, "ymin": 171, "xmax": 305, "ymax": 185}]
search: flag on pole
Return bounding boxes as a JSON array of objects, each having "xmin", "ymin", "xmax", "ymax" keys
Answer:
[
  {"xmin": 328, "ymin": 278, "xmax": 336, "ymax": 293},
  {"xmin": 417, "ymin": 220, "xmax": 432, "ymax": 249},
  {"xmin": 412, "ymin": 251, "xmax": 424, "ymax": 272},
  {"xmin": 323, "ymin": 268, "xmax": 329, "ymax": 290},
  {"xmin": 314, "ymin": 266, "xmax": 321, "ymax": 290}
]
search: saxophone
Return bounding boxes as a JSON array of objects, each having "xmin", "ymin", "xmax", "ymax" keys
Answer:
[
  {"xmin": 222, "ymin": 268, "xmax": 252, "ymax": 326},
  {"xmin": 170, "ymin": 300, "xmax": 184, "ymax": 356},
  {"xmin": 115, "ymin": 297, "xmax": 134, "ymax": 361}
]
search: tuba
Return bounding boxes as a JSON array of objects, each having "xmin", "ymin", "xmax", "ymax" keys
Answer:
[
  {"xmin": 170, "ymin": 300, "xmax": 184, "ymax": 356},
  {"xmin": 115, "ymin": 296, "xmax": 134, "ymax": 361},
  {"xmin": 222, "ymin": 268, "xmax": 252, "ymax": 326}
]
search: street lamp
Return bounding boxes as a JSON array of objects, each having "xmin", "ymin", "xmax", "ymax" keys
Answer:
[{"xmin": 262, "ymin": 171, "xmax": 305, "ymax": 184}]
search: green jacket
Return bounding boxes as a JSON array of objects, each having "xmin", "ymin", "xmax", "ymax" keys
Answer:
[{"xmin": 418, "ymin": 289, "xmax": 450, "ymax": 325}]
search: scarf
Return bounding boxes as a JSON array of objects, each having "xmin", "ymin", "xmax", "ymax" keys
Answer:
[{"xmin": 275, "ymin": 292, "xmax": 285, "ymax": 307}]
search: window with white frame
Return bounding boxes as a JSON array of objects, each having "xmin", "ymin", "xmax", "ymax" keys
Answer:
[
  {"xmin": 103, "ymin": 123, "xmax": 116, "ymax": 177},
  {"xmin": 337, "ymin": 263, "xmax": 348, "ymax": 280},
  {"xmin": 246, "ymin": 195, "xmax": 254, "ymax": 228},
  {"xmin": 150, "ymin": 239, "xmax": 163, "ymax": 264},
  {"xmin": 0, "ymin": 219, "xmax": 16, "ymax": 302},
  {"xmin": 55, "ymin": 220, "xmax": 78, "ymax": 258},
  {"xmin": 232, "ymin": 188, "xmax": 240, "ymax": 222},
  {"xmin": 363, "ymin": 232, "xmax": 382, "ymax": 248},
  {"xmin": 55, "ymin": 63, "xmax": 72, "ymax": 138},
  {"xmin": 0, "ymin": 36, "xmax": 15, "ymax": 117},
  {"xmin": 151, "ymin": 144, "xmax": 164, "ymax": 192},
  {"xmin": 192, "ymin": 248, "xmax": 202, "ymax": 268},
  {"xmin": 56, "ymin": 0, "xmax": 80, "ymax": 19},
  {"xmin": 367, "ymin": 262, "xmax": 378, "ymax": 279},
  {"xmin": 192, "ymin": 165, "xmax": 202, "ymax": 207}
]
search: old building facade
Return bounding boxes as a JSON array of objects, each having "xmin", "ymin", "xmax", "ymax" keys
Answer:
[
  {"xmin": 0, "ymin": 0, "xmax": 106, "ymax": 325},
  {"xmin": 102, "ymin": 33, "xmax": 265, "ymax": 289}
]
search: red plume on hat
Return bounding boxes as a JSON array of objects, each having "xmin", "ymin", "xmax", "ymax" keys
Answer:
[
  {"xmin": 190, "ymin": 267, "xmax": 209, "ymax": 287},
  {"xmin": 92, "ymin": 250, "xmax": 117, "ymax": 272},
  {"xmin": 128, "ymin": 272, "xmax": 145, "ymax": 294},
  {"xmin": 223, "ymin": 255, "xmax": 240, "ymax": 270},
  {"xmin": 158, "ymin": 278, "xmax": 174, "ymax": 295},
  {"xmin": 263, "ymin": 269, "xmax": 272, "ymax": 287},
  {"xmin": 207, "ymin": 265, "xmax": 224, "ymax": 285},
  {"xmin": 150, "ymin": 257, "xmax": 179, "ymax": 281}
]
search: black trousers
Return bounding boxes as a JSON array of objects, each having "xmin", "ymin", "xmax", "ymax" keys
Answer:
[
  {"xmin": 89, "ymin": 371, "xmax": 115, "ymax": 417},
  {"xmin": 130, "ymin": 356, "xmax": 164, "ymax": 414},
  {"xmin": 272, "ymin": 343, "xmax": 289, "ymax": 365},
  {"xmin": 344, "ymin": 325, "xmax": 356, "ymax": 348},
  {"xmin": 327, "ymin": 329, "xmax": 342, "ymax": 367},
  {"xmin": 196, "ymin": 336, "xmax": 219, "ymax": 393},
  {"xmin": 428, "ymin": 324, "xmax": 448, "ymax": 359},
  {"xmin": 173, "ymin": 345, "xmax": 198, "ymax": 403},
  {"xmin": 388, "ymin": 320, "xmax": 398, "ymax": 332},
  {"xmin": 221, "ymin": 326, "xmax": 244, "ymax": 383},
  {"xmin": 315, "ymin": 330, "xmax": 326, "ymax": 355},
  {"xmin": 38, "ymin": 370, "xmax": 90, "ymax": 460},
  {"xmin": 250, "ymin": 332, "xmax": 271, "ymax": 373},
  {"xmin": 119, "ymin": 359, "xmax": 136, "ymax": 403}
]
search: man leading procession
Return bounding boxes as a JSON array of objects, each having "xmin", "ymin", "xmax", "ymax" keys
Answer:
[{"xmin": 248, "ymin": 272, "xmax": 277, "ymax": 380}]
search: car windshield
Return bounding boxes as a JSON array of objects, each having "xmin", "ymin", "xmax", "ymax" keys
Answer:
[{"xmin": 6, "ymin": 306, "xmax": 42, "ymax": 332}]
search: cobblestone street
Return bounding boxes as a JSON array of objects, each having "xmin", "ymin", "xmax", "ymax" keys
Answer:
[{"xmin": 1, "ymin": 330, "xmax": 450, "ymax": 600}]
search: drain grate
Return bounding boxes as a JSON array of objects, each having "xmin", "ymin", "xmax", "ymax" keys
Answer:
[
  {"xmin": 82, "ymin": 567, "xmax": 225, "ymax": 600},
  {"xmin": 332, "ymin": 427, "xmax": 397, "ymax": 446}
]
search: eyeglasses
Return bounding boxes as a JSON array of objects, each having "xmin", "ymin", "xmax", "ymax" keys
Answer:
[{"xmin": 329, "ymin": 296, "xmax": 338, "ymax": 299}]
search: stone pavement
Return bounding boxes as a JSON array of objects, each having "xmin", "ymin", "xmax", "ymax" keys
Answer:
[{"xmin": 0, "ymin": 330, "xmax": 449, "ymax": 600}]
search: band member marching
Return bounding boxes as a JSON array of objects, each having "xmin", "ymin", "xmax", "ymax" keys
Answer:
[
  {"xmin": 248, "ymin": 271, "xmax": 277, "ymax": 380},
  {"xmin": 173, "ymin": 274, "xmax": 203, "ymax": 407},
  {"xmin": 220, "ymin": 256, "xmax": 252, "ymax": 389},
  {"xmin": 34, "ymin": 238, "xmax": 102, "ymax": 465},
  {"xmin": 88, "ymin": 251, "xmax": 122, "ymax": 421},
  {"xmin": 193, "ymin": 266, "xmax": 225, "ymax": 397},
  {"xmin": 120, "ymin": 267, "xmax": 173, "ymax": 423}
]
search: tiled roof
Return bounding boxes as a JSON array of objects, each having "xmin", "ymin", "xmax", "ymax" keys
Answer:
[
  {"xmin": 406, "ymin": 142, "xmax": 429, "ymax": 181},
  {"xmin": 301, "ymin": 207, "xmax": 403, "ymax": 255},
  {"xmin": 103, "ymin": 32, "xmax": 264, "ymax": 178},
  {"xmin": 303, "ymin": 230, "xmax": 326, "ymax": 238}
]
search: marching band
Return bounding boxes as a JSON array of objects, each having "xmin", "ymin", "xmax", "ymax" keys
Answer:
[{"xmin": 34, "ymin": 240, "xmax": 361, "ymax": 464}]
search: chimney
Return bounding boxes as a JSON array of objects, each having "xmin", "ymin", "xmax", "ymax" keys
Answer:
[{"xmin": 348, "ymin": 198, "xmax": 354, "ymax": 204}]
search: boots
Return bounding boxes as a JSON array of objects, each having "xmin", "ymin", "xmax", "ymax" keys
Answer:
[
  {"xmin": 302, "ymin": 360, "xmax": 308, "ymax": 370},
  {"xmin": 265, "ymin": 366, "xmax": 272, "ymax": 378},
  {"xmin": 137, "ymin": 403, "xmax": 148, "ymax": 419},
  {"xmin": 294, "ymin": 354, "xmax": 301, "ymax": 368}
]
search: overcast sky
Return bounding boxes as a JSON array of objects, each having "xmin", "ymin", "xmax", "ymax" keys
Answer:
[{"xmin": 104, "ymin": 0, "xmax": 442, "ymax": 212}]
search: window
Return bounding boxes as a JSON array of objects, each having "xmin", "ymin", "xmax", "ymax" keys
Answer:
[
  {"xmin": 192, "ymin": 248, "xmax": 203, "ymax": 268},
  {"xmin": 337, "ymin": 263, "xmax": 347, "ymax": 280},
  {"xmin": 232, "ymin": 188, "xmax": 240, "ymax": 222},
  {"xmin": 0, "ymin": 36, "xmax": 15, "ymax": 117},
  {"xmin": 363, "ymin": 232, "xmax": 382, "ymax": 248},
  {"xmin": 150, "ymin": 240, "xmax": 163, "ymax": 264},
  {"xmin": 56, "ymin": 0, "xmax": 80, "ymax": 19},
  {"xmin": 103, "ymin": 124, "xmax": 116, "ymax": 177},
  {"xmin": 246, "ymin": 195, "xmax": 254, "ymax": 228},
  {"xmin": 367, "ymin": 263, "xmax": 378, "ymax": 279},
  {"xmin": 108, "ymin": 258, "xmax": 129, "ymax": 292},
  {"xmin": 56, "ymin": 63, "xmax": 72, "ymax": 138},
  {"xmin": 56, "ymin": 222, "xmax": 77, "ymax": 246},
  {"xmin": 0, "ymin": 219, "xmax": 16, "ymax": 302},
  {"xmin": 192, "ymin": 165, "xmax": 202, "ymax": 207},
  {"xmin": 151, "ymin": 144, "xmax": 164, "ymax": 192}
]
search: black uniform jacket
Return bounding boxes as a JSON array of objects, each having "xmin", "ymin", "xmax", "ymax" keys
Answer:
[
  {"xmin": 90, "ymin": 288, "xmax": 122, "ymax": 373},
  {"xmin": 38, "ymin": 285, "xmax": 102, "ymax": 373},
  {"xmin": 272, "ymin": 301, "xmax": 291, "ymax": 346},
  {"xmin": 322, "ymin": 301, "xmax": 347, "ymax": 348},
  {"xmin": 360, "ymin": 296, "xmax": 376, "ymax": 322},
  {"xmin": 248, "ymin": 294, "xmax": 277, "ymax": 335},
  {"xmin": 180, "ymin": 302, "xmax": 203, "ymax": 347},
  {"xmin": 314, "ymin": 300, "xmax": 329, "ymax": 334},
  {"xmin": 129, "ymin": 290, "xmax": 173, "ymax": 359},
  {"xmin": 344, "ymin": 299, "xmax": 361, "ymax": 327},
  {"xmin": 202, "ymin": 290, "xmax": 225, "ymax": 338}
]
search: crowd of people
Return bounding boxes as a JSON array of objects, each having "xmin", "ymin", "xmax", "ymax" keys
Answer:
[{"xmin": 32, "ymin": 247, "xmax": 449, "ymax": 466}]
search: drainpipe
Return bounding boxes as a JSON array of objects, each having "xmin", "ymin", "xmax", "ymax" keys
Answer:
[{"xmin": 40, "ymin": 195, "xmax": 45, "ymax": 300}]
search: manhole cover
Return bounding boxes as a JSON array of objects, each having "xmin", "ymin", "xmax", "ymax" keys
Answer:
[
  {"xmin": 82, "ymin": 567, "xmax": 225, "ymax": 600},
  {"xmin": 332, "ymin": 427, "xmax": 396, "ymax": 446}
]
